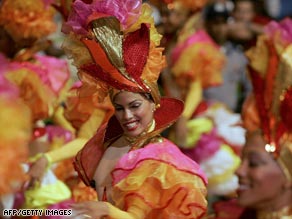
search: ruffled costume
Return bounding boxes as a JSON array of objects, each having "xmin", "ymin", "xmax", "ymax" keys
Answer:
[
  {"xmin": 1, "ymin": 46, "xmax": 74, "ymax": 211},
  {"xmin": 77, "ymin": 130, "xmax": 208, "ymax": 218},
  {"xmin": 169, "ymin": 15, "xmax": 243, "ymax": 196},
  {"xmin": 62, "ymin": 0, "xmax": 208, "ymax": 218},
  {"xmin": 178, "ymin": 102, "xmax": 244, "ymax": 196},
  {"xmin": 0, "ymin": 0, "xmax": 116, "ymax": 208},
  {"xmin": 112, "ymin": 140, "xmax": 207, "ymax": 219},
  {"xmin": 0, "ymin": 55, "xmax": 31, "ymax": 196},
  {"xmin": 0, "ymin": 0, "xmax": 81, "ymax": 212},
  {"xmin": 73, "ymin": 100, "xmax": 208, "ymax": 218},
  {"xmin": 210, "ymin": 18, "xmax": 292, "ymax": 219},
  {"xmin": 171, "ymin": 29, "xmax": 225, "ymax": 119}
]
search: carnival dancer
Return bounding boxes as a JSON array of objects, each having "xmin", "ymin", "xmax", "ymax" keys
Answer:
[{"xmin": 61, "ymin": 0, "xmax": 208, "ymax": 218}]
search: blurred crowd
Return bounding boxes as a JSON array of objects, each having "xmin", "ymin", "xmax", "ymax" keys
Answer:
[{"xmin": 0, "ymin": 0, "xmax": 292, "ymax": 218}]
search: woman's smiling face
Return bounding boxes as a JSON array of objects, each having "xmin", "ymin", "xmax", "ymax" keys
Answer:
[
  {"xmin": 113, "ymin": 91, "xmax": 155, "ymax": 137},
  {"xmin": 235, "ymin": 132, "xmax": 286, "ymax": 209}
]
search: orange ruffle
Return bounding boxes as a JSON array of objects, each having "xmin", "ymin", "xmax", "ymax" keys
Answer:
[
  {"xmin": 113, "ymin": 160, "xmax": 207, "ymax": 219},
  {"xmin": 142, "ymin": 42, "xmax": 166, "ymax": 88},
  {"xmin": 0, "ymin": 0, "xmax": 56, "ymax": 42},
  {"xmin": 0, "ymin": 97, "xmax": 31, "ymax": 195},
  {"xmin": 171, "ymin": 42, "xmax": 225, "ymax": 89},
  {"xmin": 64, "ymin": 75, "xmax": 114, "ymax": 131},
  {"xmin": 72, "ymin": 181, "xmax": 97, "ymax": 202},
  {"xmin": 5, "ymin": 68, "xmax": 55, "ymax": 122}
]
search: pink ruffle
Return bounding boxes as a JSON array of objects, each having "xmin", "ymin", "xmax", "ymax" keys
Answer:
[
  {"xmin": 265, "ymin": 18, "xmax": 292, "ymax": 46},
  {"xmin": 171, "ymin": 30, "xmax": 218, "ymax": 65},
  {"xmin": 0, "ymin": 53, "xmax": 10, "ymax": 74},
  {"xmin": 0, "ymin": 54, "xmax": 19, "ymax": 98},
  {"xmin": 63, "ymin": 0, "xmax": 142, "ymax": 35},
  {"xmin": 0, "ymin": 75, "xmax": 19, "ymax": 99},
  {"xmin": 181, "ymin": 128, "xmax": 221, "ymax": 164},
  {"xmin": 112, "ymin": 138, "xmax": 207, "ymax": 185},
  {"xmin": 10, "ymin": 55, "xmax": 70, "ymax": 95},
  {"xmin": 35, "ymin": 55, "xmax": 70, "ymax": 94}
]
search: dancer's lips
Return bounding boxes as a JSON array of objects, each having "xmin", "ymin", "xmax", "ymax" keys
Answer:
[
  {"xmin": 123, "ymin": 120, "xmax": 139, "ymax": 131},
  {"xmin": 237, "ymin": 183, "xmax": 250, "ymax": 194}
]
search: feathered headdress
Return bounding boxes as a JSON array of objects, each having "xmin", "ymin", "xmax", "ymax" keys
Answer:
[
  {"xmin": 62, "ymin": 0, "xmax": 164, "ymax": 102},
  {"xmin": 63, "ymin": 0, "xmax": 184, "ymax": 185},
  {"xmin": 62, "ymin": 0, "xmax": 183, "ymax": 126},
  {"xmin": 242, "ymin": 18, "xmax": 292, "ymax": 181}
]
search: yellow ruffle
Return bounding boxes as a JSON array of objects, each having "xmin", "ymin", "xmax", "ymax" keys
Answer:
[
  {"xmin": 23, "ymin": 177, "xmax": 71, "ymax": 209},
  {"xmin": 113, "ymin": 160, "xmax": 207, "ymax": 219},
  {"xmin": 5, "ymin": 68, "xmax": 55, "ymax": 122},
  {"xmin": 185, "ymin": 117, "xmax": 213, "ymax": 148},
  {"xmin": 126, "ymin": 4, "xmax": 162, "ymax": 46}
]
